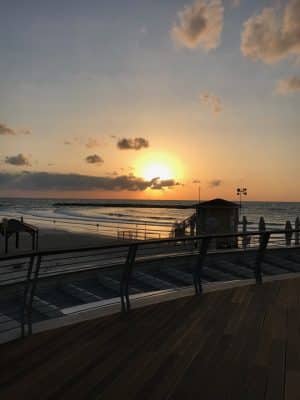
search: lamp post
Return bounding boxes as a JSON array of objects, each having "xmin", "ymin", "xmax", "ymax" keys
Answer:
[{"xmin": 236, "ymin": 187, "xmax": 247, "ymax": 209}]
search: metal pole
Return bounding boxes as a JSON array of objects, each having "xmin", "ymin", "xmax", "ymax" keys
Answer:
[
  {"xmin": 255, "ymin": 231, "xmax": 270, "ymax": 284},
  {"xmin": 120, "ymin": 244, "xmax": 138, "ymax": 313},
  {"xmin": 193, "ymin": 237, "xmax": 210, "ymax": 295}
]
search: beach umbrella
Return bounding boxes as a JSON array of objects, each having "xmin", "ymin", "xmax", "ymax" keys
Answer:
[
  {"xmin": 285, "ymin": 220, "xmax": 293, "ymax": 246},
  {"xmin": 295, "ymin": 217, "xmax": 300, "ymax": 246},
  {"xmin": 258, "ymin": 217, "xmax": 266, "ymax": 247},
  {"xmin": 258, "ymin": 217, "xmax": 266, "ymax": 232}
]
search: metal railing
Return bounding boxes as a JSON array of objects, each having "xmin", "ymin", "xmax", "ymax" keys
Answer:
[
  {"xmin": 0, "ymin": 228, "xmax": 299, "ymax": 340},
  {"xmin": 0, "ymin": 212, "xmax": 172, "ymax": 240}
]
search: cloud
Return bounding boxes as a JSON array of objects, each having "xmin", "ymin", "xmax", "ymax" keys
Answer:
[
  {"xmin": 0, "ymin": 123, "xmax": 32, "ymax": 136},
  {"xmin": 241, "ymin": 0, "xmax": 300, "ymax": 64},
  {"xmin": 209, "ymin": 179, "xmax": 222, "ymax": 187},
  {"xmin": 117, "ymin": 137, "xmax": 149, "ymax": 150},
  {"xmin": 85, "ymin": 137, "xmax": 100, "ymax": 148},
  {"xmin": 20, "ymin": 129, "xmax": 32, "ymax": 135},
  {"xmin": 276, "ymin": 76, "xmax": 300, "ymax": 94},
  {"xmin": 5, "ymin": 153, "xmax": 31, "ymax": 166},
  {"xmin": 231, "ymin": 0, "xmax": 240, "ymax": 7},
  {"xmin": 200, "ymin": 92, "xmax": 223, "ymax": 113},
  {"xmin": 171, "ymin": 0, "xmax": 224, "ymax": 50},
  {"xmin": 0, "ymin": 123, "xmax": 16, "ymax": 136},
  {"xmin": 150, "ymin": 177, "xmax": 181, "ymax": 190},
  {"xmin": 0, "ymin": 172, "xmax": 180, "ymax": 192},
  {"xmin": 85, "ymin": 154, "xmax": 104, "ymax": 164}
]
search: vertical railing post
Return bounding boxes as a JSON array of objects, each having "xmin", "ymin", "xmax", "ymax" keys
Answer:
[
  {"xmin": 21, "ymin": 255, "xmax": 35, "ymax": 338},
  {"xmin": 26, "ymin": 255, "xmax": 42, "ymax": 335},
  {"xmin": 193, "ymin": 237, "xmax": 210, "ymax": 295},
  {"xmin": 120, "ymin": 244, "xmax": 138, "ymax": 313},
  {"xmin": 255, "ymin": 232, "xmax": 270, "ymax": 284}
]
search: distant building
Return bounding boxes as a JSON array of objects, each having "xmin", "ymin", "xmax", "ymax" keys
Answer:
[{"xmin": 195, "ymin": 198, "xmax": 239, "ymax": 248}]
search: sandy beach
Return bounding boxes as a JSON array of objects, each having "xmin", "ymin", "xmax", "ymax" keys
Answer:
[{"xmin": 0, "ymin": 227, "xmax": 120, "ymax": 256}]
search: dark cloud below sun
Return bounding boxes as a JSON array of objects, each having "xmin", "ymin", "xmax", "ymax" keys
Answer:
[{"xmin": 0, "ymin": 171, "xmax": 180, "ymax": 192}]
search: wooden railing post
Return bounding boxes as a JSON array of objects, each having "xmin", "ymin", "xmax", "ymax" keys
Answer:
[
  {"xmin": 193, "ymin": 237, "xmax": 210, "ymax": 295},
  {"xmin": 120, "ymin": 244, "xmax": 138, "ymax": 313},
  {"xmin": 255, "ymin": 232, "xmax": 270, "ymax": 284}
]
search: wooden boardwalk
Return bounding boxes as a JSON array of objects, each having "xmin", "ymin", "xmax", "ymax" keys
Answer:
[{"xmin": 1, "ymin": 278, "xmax": 300, "ymax": 399}]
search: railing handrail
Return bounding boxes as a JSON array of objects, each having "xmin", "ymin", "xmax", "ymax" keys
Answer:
[
  {"xmin": 0, "ymin": 228, "xmax": 299, "ymax": 262},
  {"xmin": 0, "ymin": 228, "xmax": 299, "ymax": 339}
]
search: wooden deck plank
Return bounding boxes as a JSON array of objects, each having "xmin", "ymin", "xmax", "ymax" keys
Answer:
[
  {"xmin": 0, "ymin": 301, "xmax": 163, "ymax": 399},
  {"xmin": 171, "ymin": 285, "xmax": 267, "ymax": 399},
  {"xmin": 46, "ymin": 297, "xmax": 195, "ymax": 400},
  {"xmin": 1, "ymin": 277, "xmax": 300, "ymax": 399},
  {"xmin": 129, "ymin": 291, "xmax": 235, "ymax": 400},
  {"xmin": 57, "ymin": 293, "xmax": 224, "ymax": 399}
]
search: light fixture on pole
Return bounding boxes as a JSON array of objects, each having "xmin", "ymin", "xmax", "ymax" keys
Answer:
[{"xmin": 236, "ymin": 187, "xmax": 247, "ymax": 209}]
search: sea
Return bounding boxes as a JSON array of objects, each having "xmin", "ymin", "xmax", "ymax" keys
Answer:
[{"xmin": 0, "ymin": 198, "xmax": 300, "ymax": 240}]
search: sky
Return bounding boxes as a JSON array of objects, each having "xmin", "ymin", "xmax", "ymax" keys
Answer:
[{"xmin": 0, "ymin": 0, "xmax": 299, "ymax": 201}]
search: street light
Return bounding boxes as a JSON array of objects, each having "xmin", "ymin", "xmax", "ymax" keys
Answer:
[{"xmin": 237, "ymin": 187, "xmax": 247, "ymax": 209}]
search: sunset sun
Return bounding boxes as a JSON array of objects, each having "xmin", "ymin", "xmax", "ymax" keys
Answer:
[
  {"xmin": 142, "ymin": 163, "xmax": 172, "ymax": 181},
  {"xmin": 135, "ymin": 152, "xmax": 183, "ymax": 183}
]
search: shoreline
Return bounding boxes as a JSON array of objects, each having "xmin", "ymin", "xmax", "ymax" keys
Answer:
[{"xmin": 53, "ymin": 202, "xmax": 195, "ymax": 209}]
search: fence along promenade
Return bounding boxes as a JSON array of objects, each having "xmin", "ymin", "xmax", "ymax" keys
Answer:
[{"xmin": 0, "ymin": 228, "xmax": 299, "ymax": 343}]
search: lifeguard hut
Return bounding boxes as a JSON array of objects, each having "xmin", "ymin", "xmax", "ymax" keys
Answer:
[
  {"xmin": 0, "ymin": 218, "xmax": 39, "ymax": 253},
  {"xmin": 195, "ymin": 198, "xmax": 239, "ymax": 248}
]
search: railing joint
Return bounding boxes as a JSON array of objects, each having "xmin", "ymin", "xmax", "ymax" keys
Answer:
[{"xmin": 120, "ymin": 244, "xmax": 138, "ymax": 313}]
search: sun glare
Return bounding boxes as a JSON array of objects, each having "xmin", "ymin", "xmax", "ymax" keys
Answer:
[
  {"xmin": 142, "ymin": 163, "xmax": 172, "ymax": 181},
  {"xmin": 135, "ymin": 152, "xmax": 183, "ymax": 183}
]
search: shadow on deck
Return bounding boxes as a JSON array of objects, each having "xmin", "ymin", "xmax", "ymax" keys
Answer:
[{"xmin": 1, "ymin": 277, "xmax": 300, "ymax": 399}]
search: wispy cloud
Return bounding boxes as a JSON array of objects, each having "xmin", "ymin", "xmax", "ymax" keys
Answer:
[
  {"xmin": 0, "ymin": 123, "xmax": 32, "ymax": 136},
  {"xmin": 117, "ymin": 137, "xmax": 149, "ymax": 150},
  {"xmin": 0, "ymin": 123, "xmax": 16, "ymax": 136},
  {"xmin": 200, "ymin": 92, "xmax": 223, "ymax": 113},
  {"xmin": 171, "ymin": 0, "xmax": 224, "ymax": 50},
  {"xmin": 231, "ymin": 0, "xmax": 240, "ymax": 7},
  {"xmin": 85, "ymin": 154, "xmax": 104, "ymax": 164},
  {"xmin": 20, "ymin": 129, "xmax": 32, "ymax": 135},
  {"xmin": 241, "ymin": 0, "xmax": 300, "ymax": 64},
  {"xmin": 85, "ymin": 137, "xmax": 101, "ymax": 148},
  {"xmin": 208, "ymin": 179, "xmax": 222, "ymax": 187},
  {"xmin": 276, "ymin": 76, "xmax": 300, "ymax": 94},
  {"xmin": 0, "ymin": 172, "xmax": 180, "ymax": 192},
  {"xmin": 5, "ymin": 153, "xmax": 31, "ymax": 166}
]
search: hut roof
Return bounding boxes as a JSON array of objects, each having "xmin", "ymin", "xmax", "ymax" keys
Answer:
[
  {"xmin": 0, "ymin": 219, "xmax": 38, "ymax": 234},
  {"xmin": 195, "ymin": 198, "xmax": 239, "ymax": 208}
]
